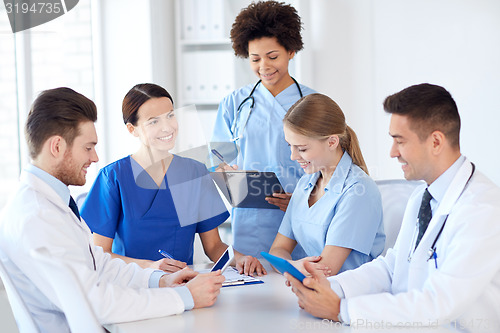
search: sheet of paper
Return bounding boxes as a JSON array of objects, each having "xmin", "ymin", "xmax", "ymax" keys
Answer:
[{"xmin": 198, "ymin": 266, "xmax": 263, "ymax": 286}]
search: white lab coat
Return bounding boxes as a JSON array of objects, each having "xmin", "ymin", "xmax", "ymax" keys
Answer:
[
  {"xmin": 331, "ymin": 159, "xmax": 500, "ymax": 330},
  {"xmin": 0, "ymin": 171, "xmax": 186, "ymax": 333}
]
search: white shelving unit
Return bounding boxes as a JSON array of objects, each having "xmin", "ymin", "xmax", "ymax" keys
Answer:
[{"xmin": 174, "ymin": 0, "xmax": 255, "ymax": 153}]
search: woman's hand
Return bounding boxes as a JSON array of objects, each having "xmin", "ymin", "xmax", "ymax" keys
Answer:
[
  {"xmin": 214, "ymin": 163, "xmax": 238, "ymax": 172},
  {"xmin": 284, "ymin": 256, "xmax": 332, "ymax": 287},
  {"xmin": 235, "ymin": 255, "xmax": 267, "ymax": 277},
  {"xmin": 265, "ymin": 192, "xmax": 292, "ymax": 212},
  {"xmin": 150, "ymin": 258, "xmax": 188, "ymax": 273}
]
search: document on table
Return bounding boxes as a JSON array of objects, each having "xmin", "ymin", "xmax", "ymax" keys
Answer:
[{"xmin": 199, "ymin": 266, "xmax": 264, "ymax": 287}]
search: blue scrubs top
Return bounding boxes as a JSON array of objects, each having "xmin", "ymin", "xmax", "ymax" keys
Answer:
[
  {"xmin": 81, "ymin": 155, "xmax": 229, "ymax": 264},
  {"xmin": 278, "ymin": 152, "xmax": 386, "ymax": 273},
  {"xmin": 212, "ymin": 81, "xmax": 315, "ymax": 258}
]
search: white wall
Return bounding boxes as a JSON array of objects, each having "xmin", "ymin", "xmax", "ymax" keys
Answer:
[
  {"xmin": 98, "ymin": 0, "xmax": 500, "ymax": 186},
  {"xmin": 304, "ymin": 0, "xmax": 500, "ymax": 185},
  {"xmin": 95, "ymin": 0, "xmax": 176, "ymax": 167}
]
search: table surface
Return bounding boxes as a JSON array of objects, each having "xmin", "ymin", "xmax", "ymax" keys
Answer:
[{"xmin": 104, "ymin": 263, "xmax": 458, "ymax": 333}]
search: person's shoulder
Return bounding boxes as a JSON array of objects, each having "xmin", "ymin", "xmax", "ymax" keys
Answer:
[
  {"xmin": 221, "ymin": 83, "xmax": 255, "ymax": 103},
  {"xmin": 98, "ymin": 156, "xmax": 131, "ymax": 178},
  {"xmin": 172, "ymin": 155, "xmax": 208, "ymax": 175},
  {"xmin": 465, "ymin": 169, "xmax": 500, "ymax": 202},
  {"xmin": 345, "ymin": 163, "xmax": 380, "ymax": 197},
  {"xmin": 299, "ymin": 84, "xmax": 317, "ymax": 96}
]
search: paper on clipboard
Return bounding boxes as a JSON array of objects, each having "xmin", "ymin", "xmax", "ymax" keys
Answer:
[{"xmin": 210, "ymin": 171, "xmax": 284, "ymax": 209}]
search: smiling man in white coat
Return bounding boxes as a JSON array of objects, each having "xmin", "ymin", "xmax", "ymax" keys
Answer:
[
  {"xmin": 0, "ymin": 87, "xmax": 225, "ymax": 332},
  {"xmin": 287, "ymin": 83, "xmax": 500, "ymax": 331}
]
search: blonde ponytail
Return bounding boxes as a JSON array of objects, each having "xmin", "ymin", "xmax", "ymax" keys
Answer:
[{"xmin": 342, "ymin": 125, "xmax": 368, "ymax": 175}]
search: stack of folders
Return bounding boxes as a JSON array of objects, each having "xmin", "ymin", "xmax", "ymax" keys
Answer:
[
  {"xmin": 180, "ymin": 0, "xmax": 226, "ymax": 41},
  {"xmin": 198, "ymin": 266, "xmax": 264, "ymax": 287},
  {"xmin": 181, "ymin": 50, "xmax": 235, "ymax": 103}
]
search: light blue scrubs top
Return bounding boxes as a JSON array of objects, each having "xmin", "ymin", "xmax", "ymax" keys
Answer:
[
  {"xmin": 278, "ymin": 152, "xmax": 385, "ymax": 273},
  {"xmin": 81, "ymin": 155, "xmax": 229, "ymax": 265},
  {"xmin": 212, "ymin": 81, "xmax": 315, "ymax": 258}
]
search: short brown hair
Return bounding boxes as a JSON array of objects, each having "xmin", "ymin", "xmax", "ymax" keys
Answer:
[
  {"xmin": 230, "ymin": 0, "xmax": 303, "ymax": 58},
  {"xmin": 383, "ymin": 83, "xmax": 460, "ymax": 148},
  {"xmin": 122, "ymin": 83, "xmax": 173, "ymax": 125},
  {"xmin": 25, "ymin": 87, "xmax": 97, "ymax": 159},
  {"xmin": 284, "ymin": 93, "xmax": 369, "ymax": 175}
]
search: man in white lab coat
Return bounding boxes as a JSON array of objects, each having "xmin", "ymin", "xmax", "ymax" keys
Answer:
[
  {"xmin": 0, "ymin": 87, "xmax": 225, "ymax": 332},
  {"xmin": 287, "ymin": 83, "xmax": 500, "ymax": 331}
]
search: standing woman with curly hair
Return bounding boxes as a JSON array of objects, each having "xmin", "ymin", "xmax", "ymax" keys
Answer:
[{"xmin": 212, "ymin": 1, "xmax": 315, "ymax": 258}]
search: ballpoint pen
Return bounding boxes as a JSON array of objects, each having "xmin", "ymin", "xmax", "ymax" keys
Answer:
[
  {"xmin": 211, "ymin": 149, "xmax": 228, "ymax": 166},
  {"xmin": 158, "ymin": 249, "xmax": 174, "ymax": 260}
]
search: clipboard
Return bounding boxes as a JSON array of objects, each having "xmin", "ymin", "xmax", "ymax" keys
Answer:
[{"xmin": 210, "ymin": 171, "xmax": 284, "ymax": 209}]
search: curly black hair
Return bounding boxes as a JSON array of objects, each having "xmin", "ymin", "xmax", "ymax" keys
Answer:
[{"xmin": 230, "ymin": 1, "xmax": 303, "ymax": 58}]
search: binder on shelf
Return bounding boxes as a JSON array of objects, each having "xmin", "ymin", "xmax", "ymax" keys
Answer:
[
  {"xmin": 196, "ymin": 0, "xmax": 211, "ymax": 40},
  {"xmin": 181, "ymin": 0, "xmax": 196, "ymax": 40},
  {"xmin": 208, "ymin": 0, "xmax": 225, "ymax": 40},
  {"xmin": 181, "ymin": 52, "xmax": 197, "ymax": 102}
]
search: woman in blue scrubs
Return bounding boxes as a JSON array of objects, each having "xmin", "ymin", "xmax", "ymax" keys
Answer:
[
  {"xmin": 81, "ymin": 83, "xmax": 265, "ymax": 276},
  {"xmin": 212, "ymin": 1, "xmax": 315, "ymax": 258},
  {"xmin": 269, "ymin": 94, "xmax": 385, "ymax": 275}
]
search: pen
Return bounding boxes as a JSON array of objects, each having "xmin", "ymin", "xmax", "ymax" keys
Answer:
[
  {"xmin": 158, "ymin": 249, "xmax": 174, "ymax": 260},
  {"xmin": 211, "ymin": 149, "xmax": 227, "ymax": 165}
]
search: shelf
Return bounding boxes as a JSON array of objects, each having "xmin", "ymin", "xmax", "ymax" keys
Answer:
[{"xmin": 180, "ymin": 38, "xmax": 231, "ymax": 46}]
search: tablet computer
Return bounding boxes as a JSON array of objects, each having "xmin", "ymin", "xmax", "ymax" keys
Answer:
[
  {"xmin": 260, "ymin": 252, "xmax": 306, "ymax": 282},
  {"xmin": 211, "ymin": 245, "xmax": 234, "ymax": 273},
  {"xmin": 210, "ymin": 171, "xmax": 284, "ymax": 209}
]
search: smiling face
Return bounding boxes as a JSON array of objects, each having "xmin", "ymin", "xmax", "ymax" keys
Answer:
[
  {"xmin": 54, "ymin": 121, "xmax": 98, "ymax": 186},
  {"xmin": 248, "ymin": 36, "xmax": 295, "ymax": 95},
  {"xmin": 284, "ymin": 124, "xmax": 339, "ymax": 175},
  {"xmin": 389, "ymin": 114, "xmax": 436, "ymax": 183},
  {"xmin": 129, "ymin": 97, "xmax": 178, "ymax": 155}
]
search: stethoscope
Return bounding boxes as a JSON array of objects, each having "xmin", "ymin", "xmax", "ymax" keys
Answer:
[
  {"xmin": 231, "ymin": 77, "xmax": 303, "ymax": 142},
  {"xmin": 407, "ymin": 162, "xmax": 476, "ymax": 267}
]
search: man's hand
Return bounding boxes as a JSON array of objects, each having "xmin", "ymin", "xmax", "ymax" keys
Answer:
[
  {"xmin": 150, "ymin": 258, "xmax": 187, "ymax": 273},
  {"xmin": 186, "ymin": 271, "xmax": 225, "ymax": 309},
  {"xmin": 159, "ymin": 267, "xmax": 198, "ymax": 287},
  {"xmin": 265, "ymin": 192, "xmax": 292, "ymax": 212},
  {"xmin": 286, "ymin": 261, "xmax": 341, "ymax": 321},
  {"xmin": 235, "ymin": 255, "xmax": 267, "ymax": 276}
]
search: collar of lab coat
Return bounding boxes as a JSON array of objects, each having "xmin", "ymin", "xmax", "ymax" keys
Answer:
[
  {"xmin": 20, "ymin": 170, "xmax": 84, "ymax": 226},
  {"xmin": 413, "ymin": 157, "xmax": 474, "ymax": 256}
]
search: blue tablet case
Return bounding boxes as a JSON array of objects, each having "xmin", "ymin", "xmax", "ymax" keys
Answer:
[{"xmin": 260, "ymin": 252, "xmax": 306, "ymax": 282}]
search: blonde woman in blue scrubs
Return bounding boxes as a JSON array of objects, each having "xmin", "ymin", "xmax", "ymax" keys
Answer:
[{"xmin": 269, "ymin": 94, "xmax": 386, "ymax": 275}]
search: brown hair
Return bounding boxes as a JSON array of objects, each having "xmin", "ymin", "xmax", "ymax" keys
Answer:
[
  {"xmin": 25, "ymin": 87, "xmax": 97, "ymax": 159},
  {"xmin": 122, "ymin": 83, "xmax": 173, "ymax": 125},
  {"xmin": 230, "ymin": 0, "xmax": 303, "ymax": 58},
  {"xmin": 383, "ymin": 83, "xmax": 460, "ymax": 148},
  {"xmin": 284, "ymin": 93, "xmax": 369, "ymax": 174}
]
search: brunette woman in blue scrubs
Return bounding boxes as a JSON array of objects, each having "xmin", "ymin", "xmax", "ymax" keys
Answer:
[
  {"xmin": 269, "ymin": 94, "xmax": 385, "ymax": 275},
  {"xmin": 81, "ymin": 83, "xmax": 265, "ymax": 276}
]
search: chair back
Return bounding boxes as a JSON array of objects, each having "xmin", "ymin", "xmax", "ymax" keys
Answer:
[
  {"xmin": 31, "ymin": 247, "xmax": 105, "ymax": 333},
  {"xmin": 376, "ymin": 179, "xmax": 423, "ymax": 255},
  {"xmin": 0, "ymin": 254, "xmax": 40, "ymax": 333}
]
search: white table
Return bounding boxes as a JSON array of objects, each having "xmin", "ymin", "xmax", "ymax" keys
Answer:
[{"xmin": 105, "ymin": 264, "xmax": 459, "ymax": 333}]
